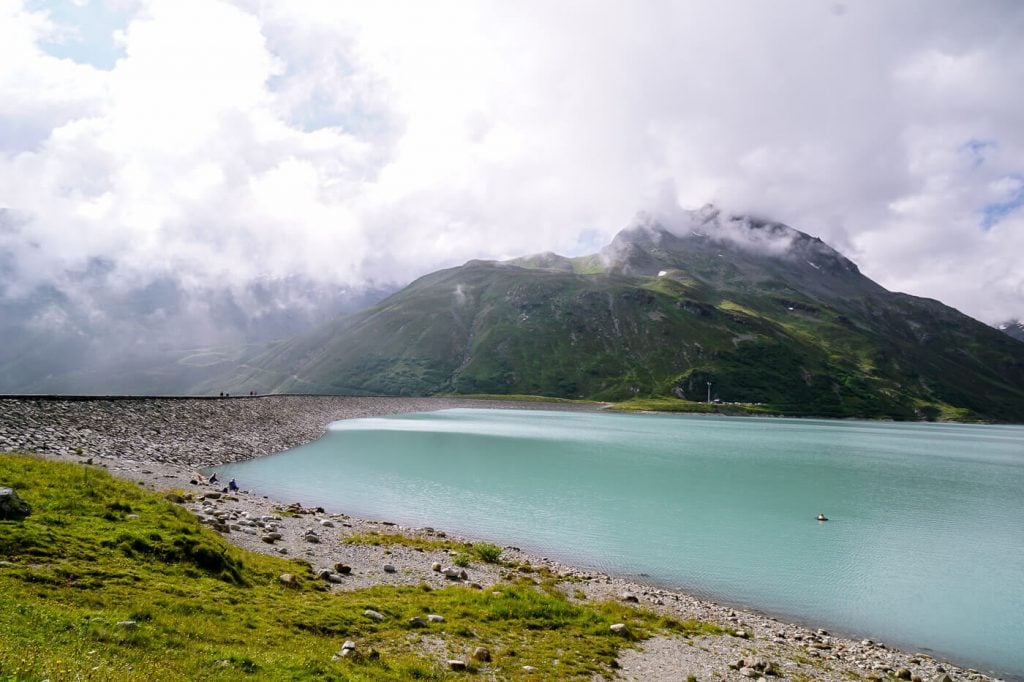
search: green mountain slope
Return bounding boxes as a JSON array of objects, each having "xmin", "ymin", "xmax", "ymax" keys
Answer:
[{"xmin": 212, "ymin": 210, "xmax": 1024, "ymax": 421}]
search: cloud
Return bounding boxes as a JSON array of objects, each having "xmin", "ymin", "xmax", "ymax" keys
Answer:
[{"xmin": 1, "ymin": 0, "xmax": 1023, "ymax": 345}]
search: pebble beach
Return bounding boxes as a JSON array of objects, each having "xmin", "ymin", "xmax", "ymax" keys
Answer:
[{"xmin": 0, "ymin": 395, "xmax": 1005, "ymax": 681}]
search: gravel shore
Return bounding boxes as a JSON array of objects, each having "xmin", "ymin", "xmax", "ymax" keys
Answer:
[{"xmin": 0, "ymin": 396, "xmax": 1004, "ymax": 681}]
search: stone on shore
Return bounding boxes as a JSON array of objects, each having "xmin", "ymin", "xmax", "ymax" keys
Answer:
[
  {"xmin": 363, "ymin": 609, "xmax": 385, "ymax": 622},
  {"xmin": 427, "ymin": 614, "xmax": 445, "ymax": 623},
  {"xmin": 448, "ymin": 660, "xmax": 467, "ymax": 671},
  {"xmin": 609, "ymin": 623, "xmax": 631, "ymax": 637}
]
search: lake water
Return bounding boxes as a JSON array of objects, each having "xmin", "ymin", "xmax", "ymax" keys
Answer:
[{"xmin": 213, "ymin": 409, "xmax": 1024, "ymax": 678}]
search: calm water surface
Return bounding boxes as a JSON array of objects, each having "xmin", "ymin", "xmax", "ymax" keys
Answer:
[{"xmin": 214, "ymin": 410, "xmax": 1024, "ymax": 678}]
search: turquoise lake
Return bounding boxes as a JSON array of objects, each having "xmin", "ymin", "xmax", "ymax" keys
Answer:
[{"xmin": 213, "ymin": 409, "xmax": 1024, "ymax": 678}]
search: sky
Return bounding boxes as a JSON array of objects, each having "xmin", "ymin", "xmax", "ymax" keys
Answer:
[{"xmin": 1, "ymin": 0, "xmax": 1023, "ymax": 335}]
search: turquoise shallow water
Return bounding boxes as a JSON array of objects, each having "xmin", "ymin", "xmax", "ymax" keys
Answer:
[{"xmin": 214, "ymin": 409, "xmax": 1024, "ymax": 678}]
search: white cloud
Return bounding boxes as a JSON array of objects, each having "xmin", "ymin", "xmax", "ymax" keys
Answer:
[{"xmin": 1, "ymin": 0, "xmax": 1023, "ymax": 329}]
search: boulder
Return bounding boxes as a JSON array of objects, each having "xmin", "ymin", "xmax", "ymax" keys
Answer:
[
  {"xmin": 619, "ymin": 592, "xmax": 639, "ymax": 603},
  {"xmin": 609, "ymin": 623, "xmax": 631, "ymax": 637},
  {"xmin": 363, "ymin": 609, "xmax": 385, "ymax": 622},
  {"xmin": 383, "ymin": 564, "xmax": 396, "ymax": 573},
  {"xmin": 408, "ymin": 616, "xmax": 427, "ymax": 628},
  {"xmin": 0, "ymin": 487, "xmax": 31, "ymax": 520},
  {"xmin": 472, "ymin": 646, "xmax": 491, "ymax": 662},
  {"xmin": 427, "ymin": 614, "xmax": 445, "ymax": 623},
  {"xmin": 448, "ymin": 660, "xmax": 467, "ymax": 671}
]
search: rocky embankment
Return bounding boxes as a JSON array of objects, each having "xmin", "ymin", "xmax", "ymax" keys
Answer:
[
  {"xmin": 0, "ymin": 395, "xmax": 585, "ymax": 467},
  {"xmin": 0, "ymin": 396, "xmax": 1005, "ymax": 682}
]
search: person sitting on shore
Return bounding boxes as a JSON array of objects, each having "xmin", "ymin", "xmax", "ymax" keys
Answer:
[
  {"xmin": 209, "ymin": 473, "xmax": 218, "ymax": 484},
  {"xmin": 228, "ymin": 478, "xmax": 239, "ymax": 492}
]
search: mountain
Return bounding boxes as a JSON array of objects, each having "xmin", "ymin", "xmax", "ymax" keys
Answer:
[
  {"xmin": 210, "ymin": 208, "xmax": 1024, "ymax": 421},
  {"xmin": 0, "ymin": 273, "xmax": 394, "ymax": 395},
  {"xmin": 998, "ymin": 320, "xmax": 1024, "ymax": 343}
]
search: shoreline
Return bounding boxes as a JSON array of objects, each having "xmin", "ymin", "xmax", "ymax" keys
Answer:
[{"xmin": 0, "ymin": 396, "xmax": 1008, "ymax": 681}]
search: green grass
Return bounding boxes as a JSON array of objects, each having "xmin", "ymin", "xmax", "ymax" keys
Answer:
[
  {"xmin": 343, "ymin": 530, "xmax": 462, "ymax": 553},
  {"xmin": 0, "ymin": 453, "xmax": 720, "ymax": 680},
  {"xmin": 609, "ymin": 397, "xmax": 774, "ymax": 416}
]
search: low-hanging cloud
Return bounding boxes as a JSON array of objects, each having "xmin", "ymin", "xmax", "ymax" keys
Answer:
[{"xmin": 1, "ymin": 0, "xmax": 1023, "ymax": 383}]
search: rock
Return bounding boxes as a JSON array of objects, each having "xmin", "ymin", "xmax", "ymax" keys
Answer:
[
  {"xmin": 383, "ymin": 564, "xmax": 396, "ymax": 573},
  {"xmin": 341, "ymin": 640, "xmax": 356, "ymax": 651},
  {"xmin": 522, "ymin": 666, "xmax": 537, "ymax": 672},
  {"xmin": 431, "ymin": 561, "xmax": 442, "ymax": 572},
  {"xmin": 408, "ymin": 616, "xmax": 427, "ymax": 628},
  {"xmin": 278, "ymin": 573, "xmax": 296, "ymax": 585},
  {"xmin": 734, "ymin": 630, "xmax": 749, "ymax": 639},
  {"xmin": 319, "ymin": 519, "xmax": 335, "ymax": 528},
  {"xmin": 472, "ymin": 646, "xmax": 491, "ymax": 662},
  {"xmin": 609, "ymin": 623, "xmax": 631, "ymax": 637},
  {"xmin": 164, "ymin": 492, "xmax": 185, "ymax": 503},
  {"xmin": 334, "ymin": 563, "xmax": 352, "ymax": 574},
  {"xmin": 444, "ymin": 567, "xmax": 463, "ymax": 580},
  {"xmin": 303, "ymin": 533, "xmax": 320, "ymax": 543},
  {"xmin": 739, "ymin": 667, "xmax": 757, "ymax": 678},
  {"xmin": 427, "ymin": 614, "xmax": 445, "ymax": 623},
  {"xmin": 933, "ymin": 675, "xmax": 954, "ymax": 682},
  {"xmin": 204, "ymin": 491, "xmax": 221, "ymax": 500},
  {"xmin": 620, "ymin": 592, "xmax": 639, "ymax": 603},
  {"xmin": 363, "ymin": 609, "xmax": 385, "ymax": 622},
  {"xmin": 895, "ymin": 669, "xmax": 911, "ymax": 680},
  {"xmin": 116, "ymin": 620, "xmax": 138, "ymax": 629},
  {"xmin": 448, "ymin": 660, "xmax": 467, "ymax": 671},
  {"xmin": 0, "ymin": 487, "xmax": 32, "ymax": 520}
]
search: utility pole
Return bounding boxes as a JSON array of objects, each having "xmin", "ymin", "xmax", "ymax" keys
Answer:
[{"xmin": 707, "ymin": 381, "xmax": 712, "ymax": 404}]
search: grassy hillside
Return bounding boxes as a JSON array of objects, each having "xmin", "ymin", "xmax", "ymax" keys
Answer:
[{"xmin": 0, "ymin": 454, "xmax": 715, "ymax": 681}]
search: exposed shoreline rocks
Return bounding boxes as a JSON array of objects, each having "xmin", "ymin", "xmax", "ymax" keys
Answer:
[{"xmin": 0, "ymin": 396, "xmax": 1007, "ymax": 681}]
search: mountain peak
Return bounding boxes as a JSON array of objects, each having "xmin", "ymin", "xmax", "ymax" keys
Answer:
[{"xmin": 601, "ymin": 208, "xmax": 863, "ymax": 287}]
